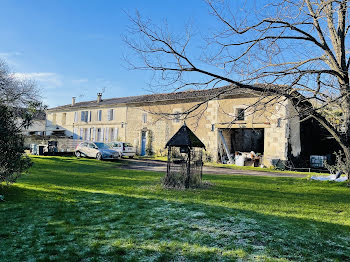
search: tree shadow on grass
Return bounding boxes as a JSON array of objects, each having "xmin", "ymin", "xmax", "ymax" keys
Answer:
[{"xmin": 1, "ymin": 183, "xmax": 350, "ymax": 261}]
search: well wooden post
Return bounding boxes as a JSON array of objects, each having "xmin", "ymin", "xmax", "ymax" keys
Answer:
[
  {"xmin": 185, "ymin": 147, "xmax": 191, "ymax": 188},
  {"xmin": 167, "ymin": 146, "xmax": 171, "ymax": 176}
]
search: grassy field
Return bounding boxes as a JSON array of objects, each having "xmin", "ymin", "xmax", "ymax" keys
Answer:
[{"xmin": 1, "ymin": 156, "xmax": 350, "ymax": 261}]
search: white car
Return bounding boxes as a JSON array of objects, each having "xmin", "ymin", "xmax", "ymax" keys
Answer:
[
  {"xmin": 108, "ymin": 142, "xmax": 136, "ymax": 158},
  {"xmin": 75, "ymin": 142, "xmax": 121, "ymax": 160}
]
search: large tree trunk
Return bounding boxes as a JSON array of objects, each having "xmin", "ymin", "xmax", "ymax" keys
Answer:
[{"xmin": 344, "ymin": 95, "xmax": 350, "ymax": 141}]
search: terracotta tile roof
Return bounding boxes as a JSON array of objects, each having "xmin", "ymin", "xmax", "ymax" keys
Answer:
[{"xmin": 48, "ymin": 85, "xmax": 259, "ymax": 111}]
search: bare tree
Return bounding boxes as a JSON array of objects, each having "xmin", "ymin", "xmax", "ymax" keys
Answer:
[
  {"xmin": 125, "ymin": 0, "xmax": 350, "ymax": 179},
  {"xmin": 0, "ymin": 60, "xmax": 42, "ymax": 127}
]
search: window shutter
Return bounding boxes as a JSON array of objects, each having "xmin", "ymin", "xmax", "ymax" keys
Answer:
[
  {"xmin": 107, "ymin": 110, "xmax": 111, "ymax": 121},
  {"xmin": 101, "ymin": 128, "xmax": 105, "ymax": 142},
  {"xmin": 88, "ymin": 111, "xmax": 91, "ymax": 122},
  {"xmin": 74, "ymin": 112, "xmax": 78, "ymax": 122},
  {"xmin": 73, "ymin": 128, "xmax": 77, "ymax": 139},
  {"xmin": 93, "ymin": 127, "xmax": 96, "ymax": 141},
  {"xmin": 106, "ymin": 128, "xmax": 109, "ymax": 142},
  {"xmin": 88, "ymin": 128, "xmax": 92, "ymax": 141},
  {"xmin": 114, "ymin": 127, "xmax": 119, "ymax": 141},
  {"xmin": 98, "ymin": 110, "xmax": 102, "ymax": 121},
  {"xmin": 111, "ymin": 109, "xmax": 114, "ymax": 120},
  {"xmin": 80, "ymin": 128, "xmax": 83, "ymax": 140},
  {"xmin": 110, "ymin": 128, "xmax": 114, "ymax": 141}
]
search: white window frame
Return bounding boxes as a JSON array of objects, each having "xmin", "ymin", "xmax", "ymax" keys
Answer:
[
  {"xmin": 114, "ymin": 127, "xmax": 119, "ymax": 141},
  {"xmin": 88, "ymin": 111, "xmax": 92, "ymax": 122},
  {"xmin": 97, "ymin": 128, "xmax": 102, "ymax": 142},
  {"xmin": 108, "ymin": 109, "xmax": 114, "ymax": 121},
  {"xmin": 74, "ymin": 112, "xmax": 78, "ymax": 123},
  {"xmin": 81, "ymin": 111, "xmax": 88, "ymax": 122},
  {"xmin": 97, "ymin": 110, "xmax": 102, "ymax": 121}
]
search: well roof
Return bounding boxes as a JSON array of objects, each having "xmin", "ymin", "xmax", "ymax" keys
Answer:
[{"xmin": 165, "ymin": 123, "xmax": 205, "ymax": 148}]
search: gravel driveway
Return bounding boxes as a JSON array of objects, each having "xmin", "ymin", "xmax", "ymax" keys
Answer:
[{"xmin": 119, "ymin": 159, "xmax": 308, "ymax": 178}]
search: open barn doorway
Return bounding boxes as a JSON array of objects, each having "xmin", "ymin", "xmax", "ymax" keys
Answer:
[{"xmin": 218, "ymin": 128, "xmax": 264, "ymax": 165}]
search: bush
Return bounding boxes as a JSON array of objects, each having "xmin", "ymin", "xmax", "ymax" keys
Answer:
[
  {"xmin": 0, "ymin": 104, "xmax": 32, "ymax": 188},
  {"xmin": 324, "ymin": 151, "xmax": 350, "ymax": 182}
]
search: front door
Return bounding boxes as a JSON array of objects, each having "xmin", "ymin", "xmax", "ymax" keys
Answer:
[{"xmin": 141, "ymin": 131, "xmax": 146, "ymax": 156}]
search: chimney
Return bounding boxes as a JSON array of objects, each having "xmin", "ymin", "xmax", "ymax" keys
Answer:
[
  {"xmin": 72, "ymin": 97, "xmax": 76, "ymax": 106},
  {"xmin": 97, "ymin": 93, "xmax": 102, "ymax": 103}
]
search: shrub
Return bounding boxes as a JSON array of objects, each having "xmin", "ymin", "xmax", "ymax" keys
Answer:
[
  {"xmin": 324, "ymin": 151, "xmax": 350, "ymax": 182},
  {"xmin": 0, "ymin": 104, "xmax": 32, "ymax": 189}
]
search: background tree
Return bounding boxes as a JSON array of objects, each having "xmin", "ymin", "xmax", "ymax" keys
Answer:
[
  {"xmin": 125, "ymin": 0, "xmax": 350, "ymax": 180},
  {"xmin": 0, "ymin": 60, "xmax": 41, "ymax": 192}
]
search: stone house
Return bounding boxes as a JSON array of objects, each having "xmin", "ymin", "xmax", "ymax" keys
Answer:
[{"xmin": 45, "ymin": 86, "xmax": 323, "ymax": 166}]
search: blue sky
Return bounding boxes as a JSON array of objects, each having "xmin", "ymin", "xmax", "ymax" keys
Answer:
[
  {"xmin": 0, "ymin": 0, "xmax": 268, "ymax": 108},
  {"xmin": 0, "ymin": 0, "xmax": 218, "ymax": 107}
]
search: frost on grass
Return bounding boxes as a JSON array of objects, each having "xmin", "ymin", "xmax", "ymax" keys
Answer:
[{"xmin": 150, "ymin": 202, "xmax": 266, "ymax": 258}]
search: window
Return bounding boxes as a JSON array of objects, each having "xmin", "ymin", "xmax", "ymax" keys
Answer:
[
  {"xmin": 277, "ymin": 118, "xmax": 282, "ymax": 127},
  {"xmin": 81, "ymin": 111, "xmax": 88, "ymax": 122},
  {"xmin": 73, "ymin": 128, "xmax": 78, "ymax": 139},
  {"xmin": 79, "ymin": 128, "xmax": 83, "ymax": 139},
  {"xmin": 62, "ymin": 113, "xmax": 67, "ymax": 125},
  {"xmin": 83, "ymin": 128, "xmax": 88, "ymax": 140},
  {"xmin": 115, "ymin": 127, "xmax": 119, "ymax": 140},
  {"xmin": 236, "ymin": 108, "xmax": 245, "ymax": 121},
  {"xmin": 52, "ymin": 113, "xmax": 57, "ymax": 125},
  {"xmin": 88, "ymin": 128, "xmax": 92, "ymax": 140},
  {"xmin": 174, "ymin": 111, "xmax": 181, "ymax": 123},
  {"xmin": 97, "ymin": 110, "xmax": 102, "ymax": 121},
  {"xmin": 105, "ymin": 128, "xmax": 109, "ymax": 142},
  {"xmin": 92, "ymin": 127, "xmax": 96, "ymax": 141},
  {"xmin": 142, "ymin": 113, "xmax": 147, "ymax": 123},
  {"xmin": 97, "ymin": 128, "xmax": 102, "ymax": 141},
  {"xmin": 108, "ymin": 109, "xmax": 114, "ymax": 121}
]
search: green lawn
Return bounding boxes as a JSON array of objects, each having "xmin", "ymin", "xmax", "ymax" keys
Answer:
[{"xmin": 1, "ymin": 156, "xmax": 350, "ymax": 261}]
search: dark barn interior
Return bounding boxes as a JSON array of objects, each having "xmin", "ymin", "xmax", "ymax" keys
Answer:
[
  {"xmin": 231, "ymin": 128, "xmax": 264, "ymax": 153},
  {"xmin": 219, "ymin": 128, "xmax": 265, "ymax": 155},
  {"xmin": 293, "ymin": 119, "xmax": 341, "ymax": 167}
]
